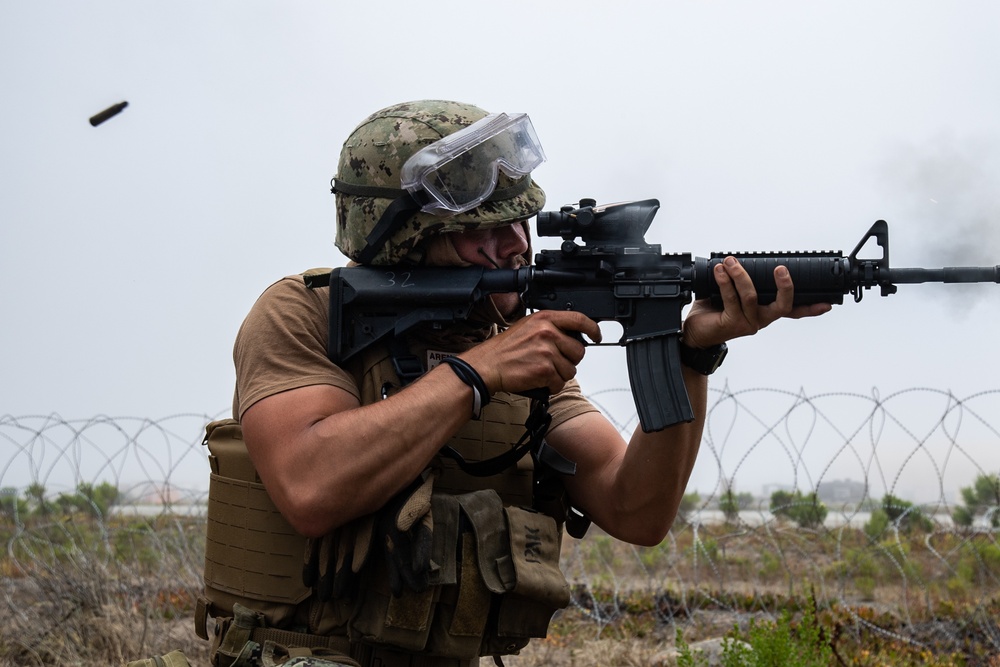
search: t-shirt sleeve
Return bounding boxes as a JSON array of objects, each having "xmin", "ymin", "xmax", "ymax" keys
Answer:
[
  {"xmin": 547, "ymin": 378, "xmax": 600, "ymax": 430},
  {"xmin": 232, "ymin": 273, "xmax": 359, "ymax": 420}
]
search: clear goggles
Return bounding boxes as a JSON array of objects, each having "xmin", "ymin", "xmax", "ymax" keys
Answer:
[{"xmin": 400, "ymin": 112, "xmax": 546, "ymax": 215}]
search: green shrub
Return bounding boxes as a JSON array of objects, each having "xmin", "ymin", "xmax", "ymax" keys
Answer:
[
  {"xmin": 866, "ymin": 494, "xmax": 933, "ymax": 536},
  {"xmin": 716, "ymin": 484, "xmax": 754, "ymax": 524},
  {"xmin": 953, "ymin": 474, "xmax": 1000, "ymax": 528},
  {"xmin": 770, "ymin": 490, "xmax": 827, "ymax": 528},
  {"xmin": 715, "ymin": 600, "xmax": 832, "ymax": 667},
  {"xmin": 864, "ymin": 508, "xmax": 891, "ymax": 539}
]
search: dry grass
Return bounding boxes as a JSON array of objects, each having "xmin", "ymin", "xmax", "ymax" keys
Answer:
[
  {"xmin": 0, "ymin": 515, "xmax": 209, "ymax": 666},
  {"xmin": 2, "ymin": 517, "xmax": 1000, "ymax": 665}
]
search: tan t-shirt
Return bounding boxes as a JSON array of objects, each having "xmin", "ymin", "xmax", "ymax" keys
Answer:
[{"xmin": 233, "ymin": 272, "xmax": 598, "ymax": 429}]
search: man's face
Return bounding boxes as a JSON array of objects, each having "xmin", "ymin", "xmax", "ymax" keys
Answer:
[
  {"xmin": 451, "ymin": 222, "xmax": 529, "ymax": 268},
  {"xmin": 451, "ymin": 221, "xmax": 530, "ymax": 316}
]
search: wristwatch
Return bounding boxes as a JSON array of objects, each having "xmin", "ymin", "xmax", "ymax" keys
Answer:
[{"xmin": 679, "ymin": 341, "xmax": 728, "ymax": 375}]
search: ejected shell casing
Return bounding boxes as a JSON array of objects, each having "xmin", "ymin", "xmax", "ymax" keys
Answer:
[{"xmin": 89, "ymin": 101, "xmax": 129, "ymax": 127}]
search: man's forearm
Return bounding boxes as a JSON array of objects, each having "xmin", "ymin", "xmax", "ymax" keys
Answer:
[
  {"xmin": 611, "ymin": 368, "xmax": 707, "ymax": 544},
  {"xmin": 243, "ymin": 363, "xmax": 478, "ymax": 537},
  {"xmin": 553, "ymin": 367, "xmax": 708, "ymax": 546}
]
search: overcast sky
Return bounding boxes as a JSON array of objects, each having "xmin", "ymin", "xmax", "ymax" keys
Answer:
[{"xmin": 2, "ymin": 2, "xmax": 999, "ymax": 497}]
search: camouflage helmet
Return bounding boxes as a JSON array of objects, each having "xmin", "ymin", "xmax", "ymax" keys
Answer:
[{"xmin": 333, "ymin": 100, "xmax": 546, "ymax": 265}]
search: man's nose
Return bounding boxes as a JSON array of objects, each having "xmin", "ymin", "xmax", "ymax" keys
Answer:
[{"xmin": 496, "ymin": 223, "xmax": 529, "ymax": 258}]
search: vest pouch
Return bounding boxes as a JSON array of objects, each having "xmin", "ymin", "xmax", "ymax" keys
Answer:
[
  {"xmin": 347, "ymin": 497, "xmax": 449, "ymax": 655},
  {"xmin": 483, "ymin": 505, "xmax": 570, "ymax": 654},
  {"xmin": 202, "ymin": 419, "xmax": 311, "ymax": 629},
  {"xmin": 348, "ymin": 489, "xmax": 510, "ymax": 660},
  {"xmin": 423, "ymin": 490, "xmax": 509, "ymax": 659}
]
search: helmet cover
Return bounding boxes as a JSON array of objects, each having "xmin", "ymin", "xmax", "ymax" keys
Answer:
[{"xmin": 334, "ymin": 100, "xmax": 545, "ymax": 265}]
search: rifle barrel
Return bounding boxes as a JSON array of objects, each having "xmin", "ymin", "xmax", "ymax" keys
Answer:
[{"xmin": 887, "ymin": 266, "xmax": 1000, "ymax": 284}]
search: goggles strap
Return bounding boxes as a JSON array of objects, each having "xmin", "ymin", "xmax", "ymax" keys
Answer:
[
  {"xmin": 331, "ymin": 175, "xmax": 534, "ymax": 204},
  {"xmin": 331, "ymin": 178, "xmax": 410, "ymax": 199}
]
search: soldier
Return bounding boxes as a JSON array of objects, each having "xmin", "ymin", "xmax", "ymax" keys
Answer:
[{"xmin": 194, "ymin": 100, "xmax": 830, "ymax": 667}]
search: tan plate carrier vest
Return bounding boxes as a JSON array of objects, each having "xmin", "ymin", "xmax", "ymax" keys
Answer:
[{"xmin": 197, "ymin": 344, "xmax": 571, "ymax": 667}]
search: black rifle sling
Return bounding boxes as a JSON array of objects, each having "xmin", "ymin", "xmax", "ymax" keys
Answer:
[
  {"xmin": 385, "ymin": 335, "xmax": 551, "ymax": 478},
  {"xmin": 438, "ymin": 397, "xmax": 551, "ymax": 477}
]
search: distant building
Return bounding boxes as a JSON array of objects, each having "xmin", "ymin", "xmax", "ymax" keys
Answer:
[{"xmin": 816, "ymin": 479, "xmax": 867, "ymax": 505}]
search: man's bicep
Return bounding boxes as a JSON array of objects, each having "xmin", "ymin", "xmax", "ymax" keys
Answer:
[
  {"xmin": 239, "ymin": 384, "xmax": 363, "ymax": 534},
  {"xmin": 242, "ymin": 384, "xmax": 361, "ymax": 461}
]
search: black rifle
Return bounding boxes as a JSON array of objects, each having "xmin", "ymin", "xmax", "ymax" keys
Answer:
[{"xmin": 318, "ymin": 198, "xmax": 999, "ymax": 433}]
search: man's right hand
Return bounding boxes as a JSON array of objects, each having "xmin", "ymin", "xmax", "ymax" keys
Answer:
[{"xmin": 460, "ymin": 310, "xmax": 601, "ymax": 396}]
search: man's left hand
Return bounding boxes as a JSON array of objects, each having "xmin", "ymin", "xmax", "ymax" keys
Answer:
[{"xmin": 682, "ymin": 256, "xmax": 832, "ymax": 349}]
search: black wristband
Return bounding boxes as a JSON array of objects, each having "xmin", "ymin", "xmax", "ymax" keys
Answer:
[
  {"xmin": 441, "ymin": 357, "xmax": 491, "ymax": 420},
  {"xmin": 679, "ymin": 341, "xmax": 728, "ymax": 375}
]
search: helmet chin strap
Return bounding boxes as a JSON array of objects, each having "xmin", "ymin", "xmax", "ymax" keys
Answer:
[
  {"xmin": 477, "ymin": 247, "xmax": 502, "ymax": 269},
  {"xmin": 355, "ymin": 192, "xmax": 424, "ymax": 265}
]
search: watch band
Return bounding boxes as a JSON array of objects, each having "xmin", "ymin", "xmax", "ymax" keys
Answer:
[{"xmin": 679, "ymin": 341, "xmax": 728, "ymax": 375}]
